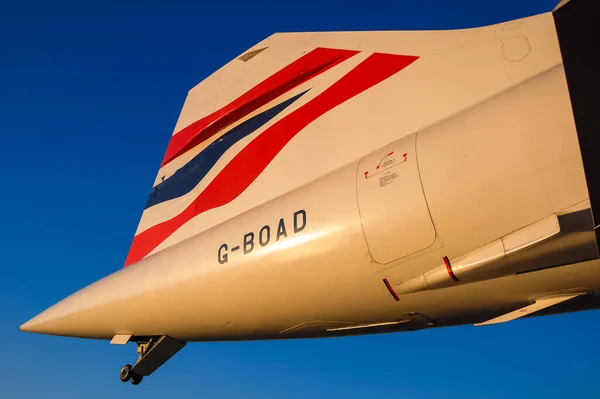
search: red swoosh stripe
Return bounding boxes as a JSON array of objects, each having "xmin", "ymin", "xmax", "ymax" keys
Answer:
[
  {"xmin": 161, "ymin": 47, "xmax": 360, "ymax": 167},
  {"xmin": 125, "ymin": 52, "xmax": 419, "ymax": 267}
]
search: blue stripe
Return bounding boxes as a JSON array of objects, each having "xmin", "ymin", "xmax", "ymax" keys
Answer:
[{"xmin": 145, "ymin": 90, "xmax": 308, "ymax": 209}]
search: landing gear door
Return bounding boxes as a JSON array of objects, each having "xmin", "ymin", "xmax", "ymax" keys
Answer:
[{"xmin": 357, "ymin": 134, "xmax": 436, "ymax": 264}]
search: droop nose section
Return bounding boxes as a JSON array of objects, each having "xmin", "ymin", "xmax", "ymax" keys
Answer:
[
  {"xmin": 20, "ymin": 302, "xmax": 67, "ymax": 335},
  {"xmin": 19, "ymin": 267, "xmax": 141, "ymax": 339},
  {"xmin": 20, "ymin": 286, "xmax": 109, "ymax": 338},
  {"xmin": 20, "ymin": 298, "xmax": 82, "ymax": 336},
  {"xmin": 19, "ymin": 258, "xmax": 200, "ymax": 340}
]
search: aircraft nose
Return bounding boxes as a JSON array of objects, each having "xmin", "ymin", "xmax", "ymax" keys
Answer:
[
  {"xmin": 19, "ymin": 294, "xmax": 116, "ymax": 339},
  {"xmin": 19, "ymin": 264, "xmax": 165, "ymax": 339},
  {"xmin": 20, "ymin": 315, "xmax": 41, "ymax": 333},
  {"xmin": 20, "ymin": 296, "xmax": 80, "ymax": 336},
  {"xmin": 19, "ymin": 275, "xmax": 121, "ymax": 338}
]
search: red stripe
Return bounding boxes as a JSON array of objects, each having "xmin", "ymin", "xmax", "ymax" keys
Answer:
[
  {"xmin": 443, "ymin": 256, "xmax": 459, "ymax": 282},
  {"xmin": 383, "ymin": 278, "xmax": 400, "ymax": 301},
  {"xmin": 160, "ymin": 48, "xmax": 359, "ymax": 167},
  {"xmin": 125, "ymin": 52, "xmax": 419, "ymax": 267}
]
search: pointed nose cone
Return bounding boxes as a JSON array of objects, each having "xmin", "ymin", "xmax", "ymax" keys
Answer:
[
  {"xmin": 19, "ymin": 293, "xmax": 118, "ymax": 339},
  {"xmin": 20, "ymin": 293, "xmax": 89, "ymax": 336},
  {"xmin": 19, "ymin": 264, "xmax": 166, "ymax": 339},
  {"xmin": 20, "ymin": 301, "xmax": 69, "ymax": 335},
  {"xmin": 18, "ymin": 271, "xmax": 129, "ymax": 339},
  {"xmin": 20, "ymin": 315, "xmax": 42, "ymax": 333}
]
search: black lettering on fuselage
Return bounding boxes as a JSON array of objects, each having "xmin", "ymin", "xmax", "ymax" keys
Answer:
[
  {"xmin": 294, "ymin": 209, "xmax": 306, "ymax": 233},
  {"xmin": 259, "ymin": 225, "xmax": 270, "ymax": 247},
  {"xmin": 218, "ymin": 209, "xmax": 308, "ymax": 264},
  {"xmin": 218, "ymin": 243, "xmax": 228, "ymax": 264},
  {"xmin": 276, "ymin": 218, "xmax": 287, "ymax": 241},
  {"xmin": 243, "ymin": 232, "xmax": 255, "ymax": 254}
]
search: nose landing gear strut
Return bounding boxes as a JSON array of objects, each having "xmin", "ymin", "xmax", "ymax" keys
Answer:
[{"xmin": 111, "ymin": 334, "xmax": 186, "ymax": 385}]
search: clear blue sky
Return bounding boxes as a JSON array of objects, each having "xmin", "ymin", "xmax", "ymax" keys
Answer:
[{"xmin": 2, "ymin": 0, "xmax": 596, "ymax": 397}]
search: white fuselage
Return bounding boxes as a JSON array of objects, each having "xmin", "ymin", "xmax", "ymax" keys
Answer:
[{"xmin": 21, "ymin": 59, "xmax": 600, "ymax": 341}]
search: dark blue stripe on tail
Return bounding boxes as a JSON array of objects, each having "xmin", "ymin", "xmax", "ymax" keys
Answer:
[{"xmin": 145, "ymin": 90, "xmax": 308, "ymax": 209}]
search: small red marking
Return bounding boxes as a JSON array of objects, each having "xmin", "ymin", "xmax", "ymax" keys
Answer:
[
  {"xmin": 364, "ymin": 171, "xmax": 369, "ymax": 178},
  {"xmin": 443, "ymin": 256, "xmax": 459, "ymax": 282},
  {"xmin": 376, "ymin": 165, "xmax": 380, "ymax": 169},
  {"xmin": 403, "ymin": 153, "xmax": 408, "ymax": 161},
  {"xmin": 383, "ymin": 278, "xmax": 400, "ymax": 301},
  {"xmin": 387, "ymin": 151, "xmax": 394, "ymax": 156}
]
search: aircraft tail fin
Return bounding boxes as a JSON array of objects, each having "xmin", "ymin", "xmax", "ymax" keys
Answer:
[{"xmin": 124, "ymin": 6, "xmax": 567, "ymax": 267}]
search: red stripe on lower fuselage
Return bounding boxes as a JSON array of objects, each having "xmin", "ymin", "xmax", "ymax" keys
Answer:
[
  {"xmin": 443, "ymin": 256, "xmax": 459, "ymax": 282},
  {"xmin": 383, "ymin": 278, "xmax": 400, "ymax": 301}
]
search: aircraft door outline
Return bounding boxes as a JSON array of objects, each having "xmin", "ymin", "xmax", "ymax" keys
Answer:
[{"xmin": 356, "ymin": 133, "xmax": 437, "ymax": 264}]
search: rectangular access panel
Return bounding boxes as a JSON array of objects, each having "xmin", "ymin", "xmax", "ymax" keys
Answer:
[{"xmin": 357, "ymin": 133, "xmax": 436, "ymax": 264}]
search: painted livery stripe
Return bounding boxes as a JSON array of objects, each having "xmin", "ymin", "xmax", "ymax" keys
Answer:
[
  {"xmin": 125, "ymin": 52, "xmax": 419, "ymax": 267},
  {"xmin": 160, "ymin": 47, "xmax": 359, "ymax": 167},
  {"xmin": 146, "ymin": 91, "xmax": 309, "ymax": 209}
]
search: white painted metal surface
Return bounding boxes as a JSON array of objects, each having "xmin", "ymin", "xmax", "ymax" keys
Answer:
[
  {"xmin": 475, "ymin": 294, "xmax": 583, "ymax": 326},
  {"xmin": 20, "ymin": 0, "xmax": 600, "ymax": 359},
  {"xmin": 357, "ymin": 134, "xmax": 435, "ymax": 264}
]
